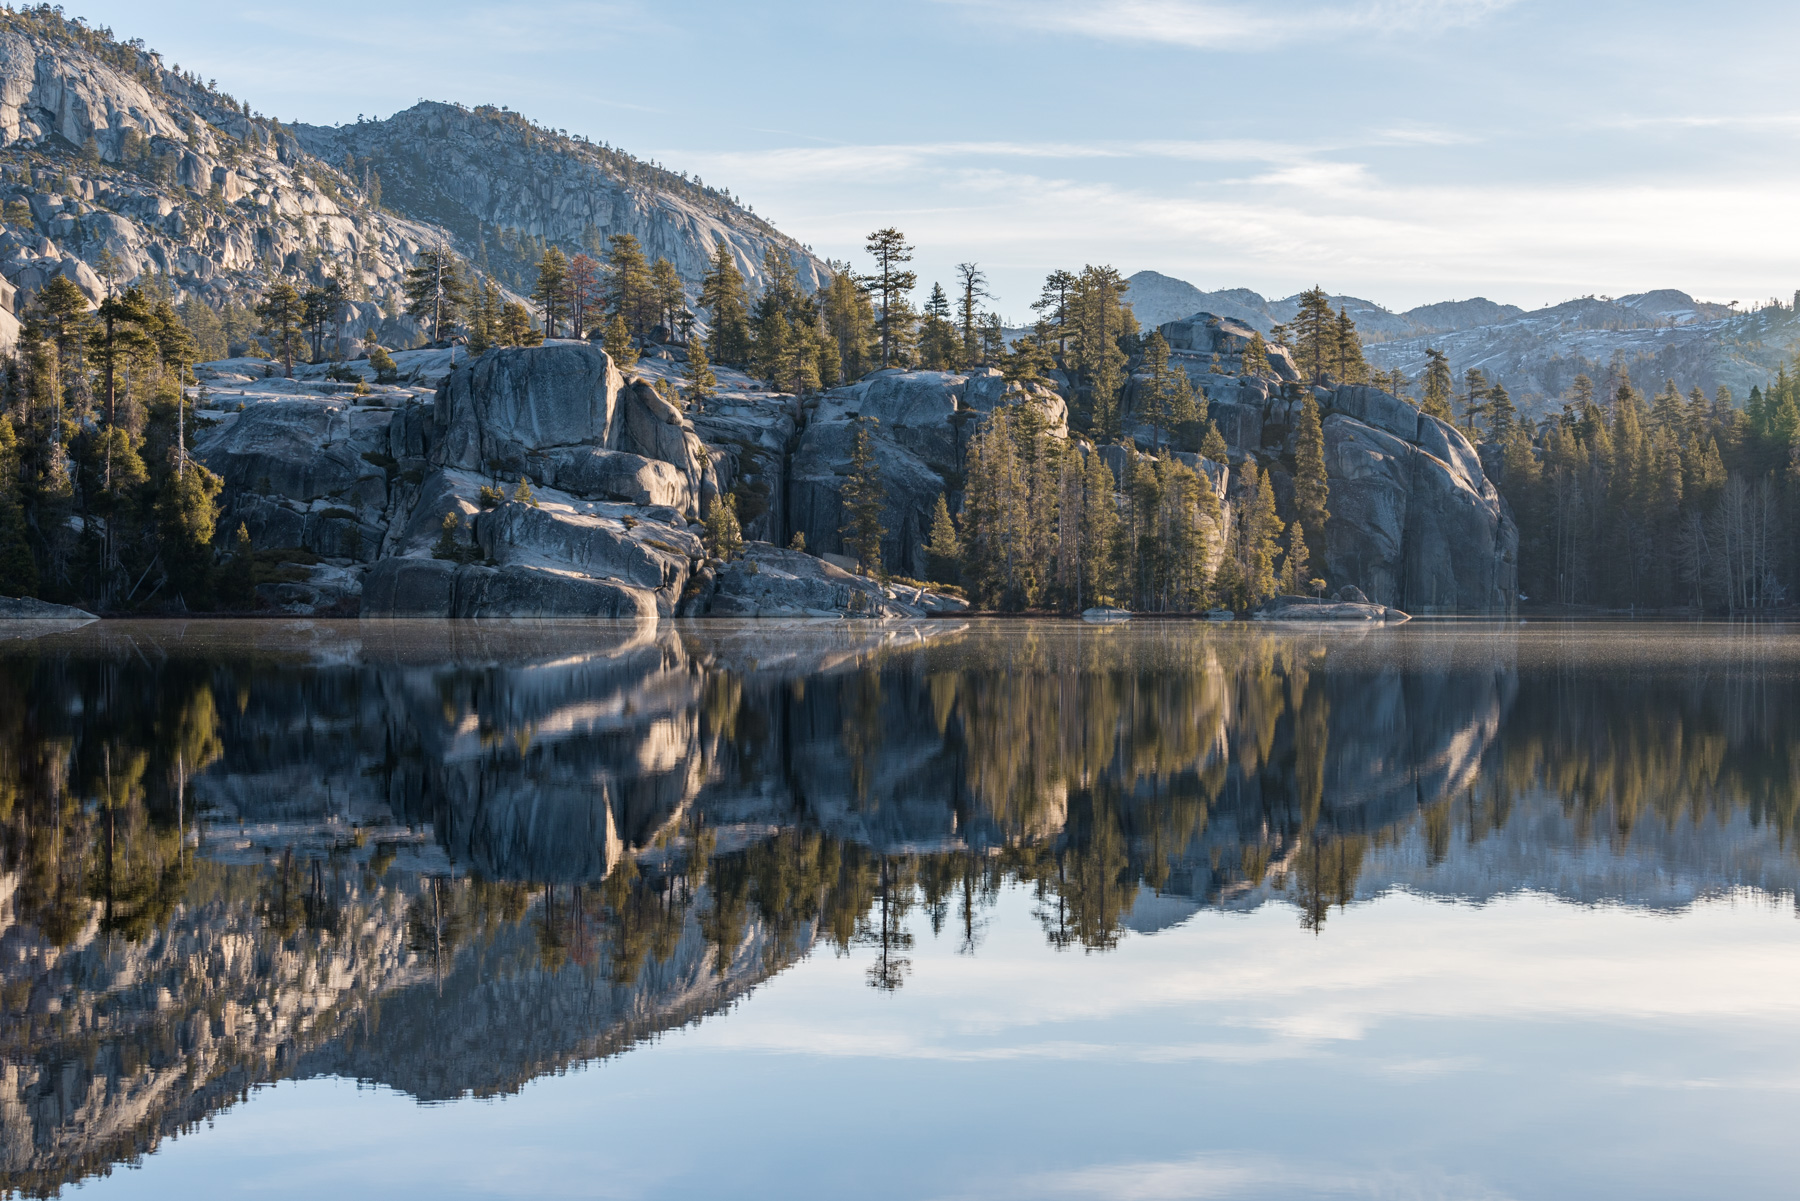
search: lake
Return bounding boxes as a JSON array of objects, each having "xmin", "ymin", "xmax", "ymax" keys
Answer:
[{"xmin": 2, "ymin": 618, "xmax": 1798, "ymax": 1200}]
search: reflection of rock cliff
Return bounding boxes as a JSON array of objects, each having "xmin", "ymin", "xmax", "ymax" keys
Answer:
[
  {"xmin": 7, "ymin": 621, "xmax": 1800, "ymax": 1193},
  {"xmin": 0, "ymin": 851, "xmax": 804, "ymax": 1195}
]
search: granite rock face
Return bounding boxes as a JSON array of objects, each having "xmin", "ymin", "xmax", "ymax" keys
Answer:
[
  {"xmin": 1150, "ymin": 313, "xmax": 1518, "ymax": 615},
  {"xmin": 786, "ymin": 369, "xmax": 1067, "ymax": 579},
  {"xmin": 293, "ymin": 101, "xmax": 828, "ymax": 304}
]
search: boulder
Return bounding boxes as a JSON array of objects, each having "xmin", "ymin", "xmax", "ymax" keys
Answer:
[
  {"xmin": 700, "ymin": 543, "xmax": 928, "ymax": 618},
  {"xmin": 1324, "ymin": 384, "xmax": 1422, "ymax": 444},
  {"xmin": 360, "ymin": 557, "xmax": 661, "ymax": 619},
  {"xmin": 1401, "ymin": 444, "xmax": 1518, "ymax": 615},
  {"xmin": 195, "ymin": 401, "xmax": 391, "ymax": 513},
  {"xmin": 434, "ymin": 342, "xmax": 623, "ymax": 473},
  {"xmin": 1254, "ymin": 595, "xmax": 1409, "ymax": 622},
  {"xmin": 539, "ymin": 446, "xmax": 694, "ymax": 510},
  {"xmin": 692, "ymin": 394, "xmax": 798, "ymax": 545},
  {"xmin": 788, "ymin": 416, "xmax": 950, "ymax": 581},
  {"xmin": 1320, "ymin": 412, "xmax": 1516, "ymax": 615},
  {"xmin": 1320, "ymin": 415, "xmax": 1414, "ymax": 607},
  {"xmin": 474, "ymin": 501, "xmax": 697, "ymax": 615},
  {"xmin": 253, "ymin": 562, "xmax": 364, "ymax": 615},
  {"xmin": 813, "ymin": 370, "xmax": 963, "ymax": 472},
  {"xmin": 0, "ymin": 596, "xmax": 95, "ymax": 621}
]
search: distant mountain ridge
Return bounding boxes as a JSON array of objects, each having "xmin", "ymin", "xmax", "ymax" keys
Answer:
[
  {"xmin": 1127, "ymin": 269, "xmax": 1792, "ymax": 414},
  {"xmin": 1123, "ymin": 269, "xmax": 1531, "ymax": 339}
]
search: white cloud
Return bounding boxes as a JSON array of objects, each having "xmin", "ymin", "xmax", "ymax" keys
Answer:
[
  {"xmin": 979, "ymin": 1152, "xmax": 1519, "ymax": 1200},
  {"xmin": 940, "ymin": 0, "xmax": 1517, "ymax": 50},
  {"xmin": 667, "ymin": 136, "xmax": 1800, "ymax": 312}
]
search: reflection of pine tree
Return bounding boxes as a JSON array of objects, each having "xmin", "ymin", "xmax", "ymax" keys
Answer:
[{"xmin": 858, "ymin": 857, "xmax": 914, "ymax": 991}]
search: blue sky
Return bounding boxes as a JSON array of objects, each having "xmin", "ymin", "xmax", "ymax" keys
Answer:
[{"xmin": 70, "ymin": 0, "xmax": 1800, "ymax": 318}]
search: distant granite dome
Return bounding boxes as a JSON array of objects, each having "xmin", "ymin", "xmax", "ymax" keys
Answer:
[
  {"xmin": 294, "ymin": 102, "xmax": 829, "ymax": 299},
  {"xmin": 0, "ymin": 10, "xmax": 826, "ymax": 358}
]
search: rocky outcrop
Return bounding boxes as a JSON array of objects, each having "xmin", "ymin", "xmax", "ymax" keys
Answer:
[
  {"xmin": 1254, "ymin": 595, "xmax": 1409, "ymax": 622},
  {"xmin": 1153, "ymin": 313, "xmax": 1518, "ymax": 615},
  {"xmin": 698, "ymin": 542, "xmax": 967, "ymax": 618},
  {"xmin": 787, "ymin": 369, "xmax": 1067, "ymax": 579}
]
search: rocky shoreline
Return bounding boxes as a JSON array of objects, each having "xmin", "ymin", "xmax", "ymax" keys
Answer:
[{"xmin": 180, "ymin": 312, "xmax": 1518, "ymax": 621}]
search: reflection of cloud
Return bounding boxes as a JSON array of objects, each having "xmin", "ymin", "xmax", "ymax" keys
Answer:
[
  {"xmin": 933, "ymin": 1152, "xmax": 1518, "ymax": 1201},
  {"xmin": 685, "ymin": 889, "xmax": 1800, "ymax": 1072},
  {"xmin": 939, "ymin": 0, "xmax": 1516, "ymax": 50}
]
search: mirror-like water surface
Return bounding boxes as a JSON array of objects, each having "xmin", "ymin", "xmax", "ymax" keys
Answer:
[{"xmin": 1, "ymin": 619, "xmax": 1798, "ymax": 1200}]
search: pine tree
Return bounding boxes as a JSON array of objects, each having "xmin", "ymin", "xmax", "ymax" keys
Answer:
[
  {"xmin": 604, "ymin": 314, "xmax": 637, "ymax": 371},
  {"xmin": 841, "ymin": 417, "xmax": 887, "ymax": 576},
  {"xmin": 703, "ymin": 494, "xmax": 742, "ymax": 560},
  {"xmin": 402, "ymin": 246, "xmax": 466, "ymax": 343},
  {"xmin": 1421, "ymin": 348, "xmax": 1455, "ymax": 421},
  {"xmin": 156, "ymin": 459, "xmax": 224, "ymax": 601},
  {"xmin": 1032, "ymin": 269, "xmax": 1078, "ymax": 356},
  {"xmin": 682, "ymin": 336, "xmax": 716, "ymax": 409},
  {"xmin": 89, "ymin": 288, "xmax": 153, "ymax": 430},
  {"xmin": 1235, "ymin": 463, "xmax": 1283, "ymax": 608},
  {"xmin": 1140, "ymin": 329, "xmax": 1175, "ymax": 450},
  {"xmin": 565, "ymin": 252, "xmax": 601, "ymax": 337},
  {"xmin": 1461, "ymin": 368, "xmax": 1489, "ymax": 435},
  {"xmin": 1485, "ymin": 382, "xmax": 1518, "ymax": 443},
  {"xmin": 533, "ymin": 246, "xmax": 569, "ymax": 338},
  {"xmin": 1280, "ymin": 520, "xmax": 1312, "ymax": 596},
  {"xmin": 1331, "ymin": 307, "xmax": 1367, "ymax": 383},
  {"xmin": 300, "ymin": 276, "xmax": 345, "ymax": 363},
  {"xmin": 700, "ymin": 240, "xmax": 751, "ymax": 366},
  {"xmin": 255, "ymin": 281, "xmax": 304, "ymax": 377},
  {"xmin": 1081, "ymin": 447, "xmax": 1119, "ymax": 608},
  {"xmin": 1294, "ymin": 394, "xmax": 1330, "ymax": 572},
  {"xmin": 862, "ymin": 228, "xmax": 917, "ymax": 369},
  {"xmin": 1201, "ymin": 421, "xmax": 1229, "ymax": 464},
  {"xmin": 1290, "ymin": 287, "xmax": 1335, "ymax": 382},
  {"xmin": 1073, "ymin": 265, "xmax": 1133, "ymax": 439},
  {"xmin": 956, "ymin": 262, "xmax": 989, "ymax": 369},
  {"xmin": 650, "ymin": 257, "xmax": 685, "ymax": 337},
  {"xmin": 1243, "ymin": 331, "xmax": 1272, "ymax": 377},
  {"xmin": 918, "ymin": 283, "xmax": 957, "ymax": 369},
  {"xmin": 924, "ymin": 493, "xmax": 960, "ymax": 584},
  {"xmin": 605, "ymin": 234, "xmax": 654, "ymax": 339},
  {"xmin": 822, "ymin": 264, "xmax": 875, "ymax": 381}
]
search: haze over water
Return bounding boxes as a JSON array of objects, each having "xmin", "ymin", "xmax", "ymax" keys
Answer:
[{"xmin": 3, "ymin": 619, "xmax": 1799, "ymax": 1200}]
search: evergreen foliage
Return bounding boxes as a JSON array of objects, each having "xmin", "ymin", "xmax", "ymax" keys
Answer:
[
  {"xmin": 402, "ymin": 246, "xmax": 467, "ymax": 343},
  {"xmin": 682, "ymin": 336, "xmax": 716, "ymax": 409},
  {"xmin": 699, "ymin": 240, "xmax": 751, "ymax": 366},
  {"xmin": 604, "ymin": 314, "xmax": 637, "ymax": 370},
  {"xmin": 532, "ymin": 246, "xmax": 568, "ymax": 338},
  {"xmin": 862, "ymin": 228, "xmax": 916, "ymax": 369},
  {"xmin": 841, "ymin": 417, "xmax": 887, "ymax": 576}
]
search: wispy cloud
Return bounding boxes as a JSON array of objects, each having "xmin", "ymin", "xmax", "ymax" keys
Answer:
[
  {"xmin": 939, "ymin": 0, "xmax": 1517, "ymax": 50},
  {"xmin": 971, "ymin": 1153, "xmax": 1520, "ymax": 1201}
]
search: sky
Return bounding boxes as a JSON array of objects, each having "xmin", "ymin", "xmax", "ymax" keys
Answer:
[{"xmin": 65, "ymin": 0, "xmax": 1800, "ymax": 319}]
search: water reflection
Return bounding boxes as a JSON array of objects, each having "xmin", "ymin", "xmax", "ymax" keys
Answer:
[{"xmin": 0, "ymin": 619, "xmax": 1797, "ymax": 1194}]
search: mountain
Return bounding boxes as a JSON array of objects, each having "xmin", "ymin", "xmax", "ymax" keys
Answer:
[
  {"xmin": 1363, "ymin": 296, "xmax": 1800, "ymax": 414},
  {"xmin": 293, "ymin": 102, "xmax": 827, "ymax": 302},
  {"xmin": 1124, "ymin": 269, "xmax": 1527, "ymax": 342},
  {"xmin": 0, "ymin": 10, "xmax": 822, "ymax": 354},
  {"xmin": 1128, "ymin": 269, "xmax": 1790, "ymax": 413}
]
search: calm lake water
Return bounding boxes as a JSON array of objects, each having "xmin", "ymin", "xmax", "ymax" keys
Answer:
[{"xmin": 2, "ymin": 618, "xmax": 1798, "ymax": 1200}]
